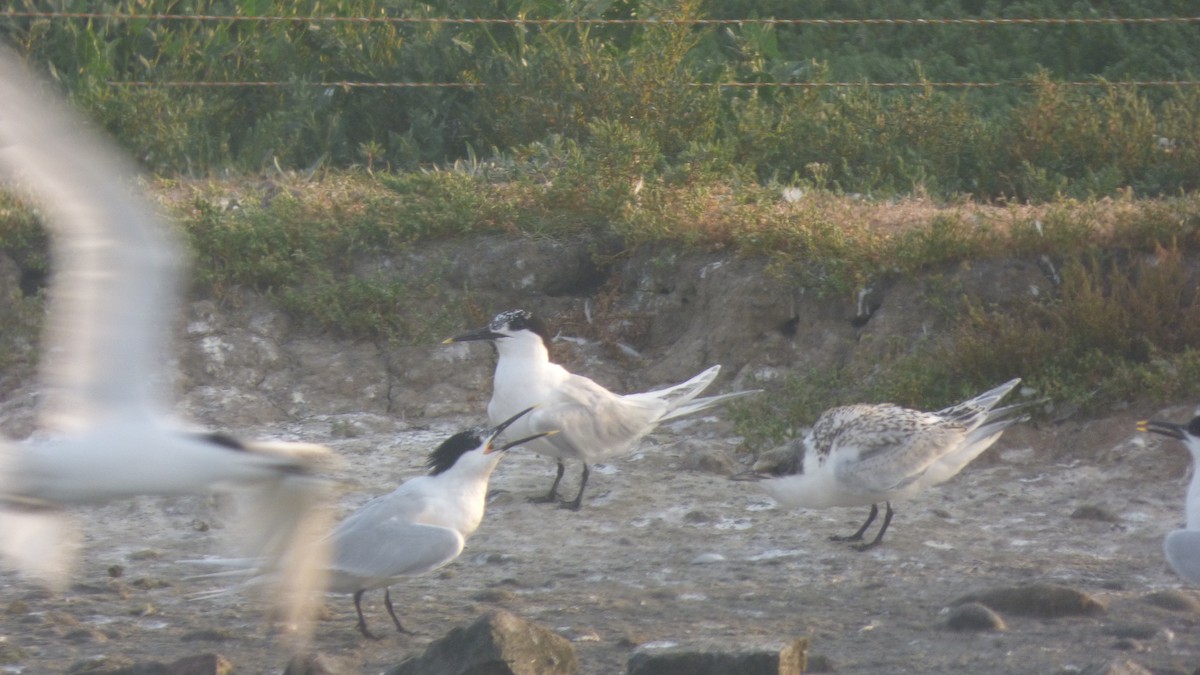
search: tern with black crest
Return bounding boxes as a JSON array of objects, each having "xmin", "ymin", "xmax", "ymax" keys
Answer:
[
  {"xmin": 193, "ymin": 407, "xmax": 552, "ymax": 638},
  {"xmin": 445, "ymin": 309, "xmax": 760, "ymax": 510},
  {"xmin": 1138, "ymin": 415, "xmax": 1200, "ymax": 584}
]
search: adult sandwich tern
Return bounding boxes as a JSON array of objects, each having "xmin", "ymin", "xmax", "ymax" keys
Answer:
[
  {"xmin": 0, "ymin": 51, "xmax": 333, "ymax": 633},
  {"xmin": 735, "ymin": 378, "xmax": 1025, "ymax": 550},
  {"xmin": 1138, "ymin": 416, "xmax": 1200, "ymax": 584},
  {"xmin": 445, "ymin": 309, "xmax": 760, "ymax": 510},
  {"xmin": 193, "ymin": 407, "xmax": 552, "ymax": 639}
]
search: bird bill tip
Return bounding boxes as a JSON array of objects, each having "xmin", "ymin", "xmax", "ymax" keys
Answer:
[{"xmin": 1139, "ymin": 419, "xmax": 1186, "ymax": 440}]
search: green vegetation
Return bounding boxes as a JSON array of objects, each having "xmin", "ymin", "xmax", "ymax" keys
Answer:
[
  {"xmin": 3, "ymin": 0, "xmax": 1199, "ymax": 200},
  {"xmin": 2, "ymin": 0, "xmax": 1200, "ymax": 441}
]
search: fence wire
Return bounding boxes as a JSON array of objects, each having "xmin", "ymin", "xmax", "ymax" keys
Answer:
[{"xmin": 5, "ymin": 10, "xmax": 1200, "ymax": 26}]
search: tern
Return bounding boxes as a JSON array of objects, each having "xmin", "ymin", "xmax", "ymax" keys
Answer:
[
  {"xmin": 0, "ymin": 51, "xmax": 334, "ymax": 634},
  {"xmin": 735, "ymin": 378, "xmax": 1025, "ymax": 550},
  {"xmin": 193, "ymin": 407, "xmax": 552, "ymax": 639},
  {"xmin": 445, "ymin": 309, "xmax": 760, "ymax": 510},
  {"xmin": 1138, "ymin": 416, "xmax": 1200, "ymax": 584}
]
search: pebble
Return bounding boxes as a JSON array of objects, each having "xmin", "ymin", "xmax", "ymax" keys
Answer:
[
  {"xmin": 953, "ymin": 583, "xmax": 1105, "ymax": 617},
  {"xmin": 944, "ymin": 602, "xmax": 1007, "ymax": 632},
  {"xmin": 1141, "ymin": 589, "xmax": 1200, "ymax": 612},
  {"xmin": 691, "ymin": 553, "xmax": 726, "ymax": 565}
]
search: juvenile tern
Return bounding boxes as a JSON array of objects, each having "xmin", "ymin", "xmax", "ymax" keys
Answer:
[
  {"xmin": 0, "ymin": 51, "xmax": 333, "ymax": 632},
  {"xmin": 194, "ymin": 407, "xmax": 552, "ymax": 639},
  {"xmin": 445, "ymin": 309, "xmax": 760, "ymax": 510},
  {"xmin": 1137, "ymin": 416, "xmax": 1200, "ymax": 584},
  {"xmin": 736, "ymin": 378, "xmax": 1025, "ymax": 550}
]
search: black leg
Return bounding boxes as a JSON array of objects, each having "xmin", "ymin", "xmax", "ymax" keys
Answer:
[
  {"xmin": 830, "ymin": 503, "xmax": 879, "ymax": 542},
  {"xmin": 528, "ymin": 460, "xmax": 566, "ymax": 504},
  {"xmin": 852, "ymin": 502, "xmax": 895, "ymax": 552},
  {"xmin": 383, "ymin": 588, "xmax": 413, "ymax": 635},
  {"xmin": 559, "ymin": 463, "xmax": 589, "ymax": 511},
  {"xmin": 353, "ymin": 590, "xmax": 380, "ymax": 640}
]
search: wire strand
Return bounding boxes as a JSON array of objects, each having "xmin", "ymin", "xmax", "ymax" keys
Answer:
[{"xmin": 6, "ymin": 11, "xmax": 1200, "ymax": 26}]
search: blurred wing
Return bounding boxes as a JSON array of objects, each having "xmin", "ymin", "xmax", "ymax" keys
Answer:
[
  {"xmin": 0, "ymin": 51, "xmax": 180, "ymax": 431},
  {"xmin": 0, "ymin": 497, "xmax": 80, "ymax": 590},
  {"xmin": 234, "ymin": 472, "xmax": 333, "ymax": 642}
]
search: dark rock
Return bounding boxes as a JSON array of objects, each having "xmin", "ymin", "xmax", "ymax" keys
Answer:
[
  {"xmin": 1142, "ymin": 589, "xmax": 1200, "ymax": 612},
  {"xmin": 1070, "ymin": 505, "xmax": 1120, "ymax": 522},
  {"xmin": 944, "ymin": 602, "xmax": 1007, "ymax": 632},
  {"xmin": 1080, "ymin": 656, "xmax": 1153, "ymax": 675},
  {"xmin": 283, "ymin": 652, "xmax": 357, "ymax": 675},
  {"xmin": 953, "ymin": 583, "xmax": 1105, "ymax": 617},
  {"xmin": 806, "ymin": 654, "xmax": 835, "ymax": 673},
  {"xmin": 384, "ymin": 610, "xmax": 578, "ymax": 675},
  {"xmin": 627, "ymin": 638, "xmax": 808, "ymax": 675}
]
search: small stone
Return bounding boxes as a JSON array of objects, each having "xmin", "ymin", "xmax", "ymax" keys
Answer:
[
  {"xmin": 128, "ymin": 550, "xmax": 161, "ymax": 561},
  {"xmin": 628, "ymin": 639, "xmax": 807, "ymax": 675},
  {"xmin": 678, "ymin": 446, "xmax": 737, "ymax": 474},
  {"xmin": 181, "ymin": 628, "xmax": 237, "ymax": 642},
  {"xmin": 283, "ymin": 652, "xmax": 356, "ymax": 675},
  {"xmin": 108, "ymin": 565, "xmax": 125, "ymax": 578},
  {"xmin": 944, "ymin": 602, "xmax": 1007, "ymax": 632},
  {"xmin": 130, "ymin": 577, "xmax": 171, "ymax": 590},
  {"xmin": 1142, "ymin": 590, "xmax": 1200, "ymax": 612},
  {"xmin": 63, "ymin": 628, "xmax": 109, "ymax": 644},
  {"xmin": 472, "ymin": 588, "xmax": 517, "ymax": 603},
  {"xmin": 690, "ymin": 553, "xmax": 726, "ymax": 565},
  {"xmin": 953, "ymin": 583, "xmax": 1105, "ymax": 617},
  {"xmin": 1071, "ymin": 505, "xmax": 1120, "ymax": 523},
  {"xmin": 683, "ymin": 510, "xmax": 712, "ymax": 524}
]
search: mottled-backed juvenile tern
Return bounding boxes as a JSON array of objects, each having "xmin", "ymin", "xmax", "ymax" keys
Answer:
[
  {"xmin": 445, "ymin": 309, "xmax": 760, "ymax": 510},
  {"xmin": 0, "ymin": 51, "xmax": 333, "ymax": 633},
  {"xmin": 1138, "ymin": 416, "xmax": 1200, "ymax": 584},
  {"xmin": 736, "ymin": 378, "xmax": 1025, "ymax": 550},
  {"xmin": 193, "ymin": 407, "xmax": 551, "ymax": 638}
]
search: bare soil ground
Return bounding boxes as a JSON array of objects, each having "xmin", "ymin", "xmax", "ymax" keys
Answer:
[{"xmin": 3, "ymin": 405, "xmax": 1200, "ymax": 674}]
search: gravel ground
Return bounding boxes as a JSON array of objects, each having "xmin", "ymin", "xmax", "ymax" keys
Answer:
[{"xmin": 3, "ymin": 407, "xmax": 1200, "ymax": 674}]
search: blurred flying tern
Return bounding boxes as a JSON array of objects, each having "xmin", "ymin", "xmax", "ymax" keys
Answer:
[
  {"xmin": 735, "ymin": 378, "xmax": 1025, "ymax": 550},
  {"xmin": 445, "ymin": 309, "xmax": 760, "ymax": 510},
  {"xmin": 1138, "ymin": 416, "xmax": 1200, "ymax": 584},
  {"xmin": 193, "ymin": 407, "xmax": 552, "ymax": 638},
  {"xmin": 0, "ymin": 51, "xmax": 334, "ymax": 636}
]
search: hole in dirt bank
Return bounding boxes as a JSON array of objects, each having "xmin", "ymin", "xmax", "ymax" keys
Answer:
[{"xmin": 779, "ymin": 316, "xmax": 799, "ymax": 336}]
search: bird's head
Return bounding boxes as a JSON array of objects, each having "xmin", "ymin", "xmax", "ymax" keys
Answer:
[
  {"xmin": 729, "ymin": 440, "xmax": 805, "ymax": 482},
  {"xmin": 426, "ymin": 406, "xmax": 555, "ymax": 476},
  {"xmin": 443, "ymin": 309, "xmax": 553, "ymax": 355},
  {"xmin": 1138, "ymin": 416, "xmax": 1200, "ymax": 445}
]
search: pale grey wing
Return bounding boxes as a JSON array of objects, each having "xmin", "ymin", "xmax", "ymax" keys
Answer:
[
  {"xmin": 527, "ymin": 375, "xmax": 660, "ymax": 461},
  {"xmin": 1164, "ymin": 530, "xmax": 1200, "ymax": 585},
  {"xmin": 329, "ymin": 520, "xmax": 464, "ymax": 587},
  {"xmin": 830, "ymin": 411, "xmax": 966, "ymax": 495},
  {"xmin": 0, "ymin": 52, "xmax": 180, "ymax": 431}
]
